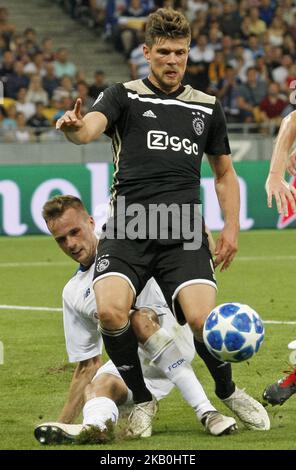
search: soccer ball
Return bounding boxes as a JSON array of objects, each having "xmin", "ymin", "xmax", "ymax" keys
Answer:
[{"xmin": 203, "ymin": 303, "xmax": 264, "ymax": 363}]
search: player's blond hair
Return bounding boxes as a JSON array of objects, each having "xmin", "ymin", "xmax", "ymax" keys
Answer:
[
  {"xmin": 145, "ymin": 8, "xmax": 191, "ymax": 47},
  {"xmin": 42, "ymin": 195, "xmax": 88, "ymax": 223}
]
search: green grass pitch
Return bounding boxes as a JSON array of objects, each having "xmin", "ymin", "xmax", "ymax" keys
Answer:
[{"xmin": 0, "ymin": 230, "xmax": 296, "ymax": 450}]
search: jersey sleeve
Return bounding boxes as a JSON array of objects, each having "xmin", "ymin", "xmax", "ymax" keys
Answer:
[
  {"xmin": 62, "ymin": 295, "xmax": 103, "ymax": 363},
  {"xmin": 204, "ymin": 99, "xmax": 231, "ymax": 156},
  {"xmin": 90, "ymin": 83, "xmax": 127, "ymax": 132}
]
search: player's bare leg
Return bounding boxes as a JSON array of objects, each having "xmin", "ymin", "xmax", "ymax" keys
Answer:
[{"xmin": 94, "ymin": 276, "xmax": 157, "ymax": 437}]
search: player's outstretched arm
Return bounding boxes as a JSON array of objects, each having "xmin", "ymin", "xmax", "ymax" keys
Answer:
[
  {"xmin": 58, "ymin": 356, "xmax": 101, "ymax": 424},
  {"xmin": 266, "ymin": 111, "xmax": 296, "ymax": 215},
  {"xmin": 56, "ymin": 98, "xmax": 108, "ymax": 145},
  {"xmin": 207, "ymin": 154, "xmax": 240, "ymax": 272}
]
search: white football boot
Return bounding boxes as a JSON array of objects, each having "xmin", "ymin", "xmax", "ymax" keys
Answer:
[
  {"xmin": 201, "ymin": 411, "xmax": 237, "ymax": 436},
  {"xmin": 126, "ymin": 396, "xmax": 158, "ymax": 438},
  {"xmin": 222, "ymin": 387, "xmax": 270, "ymax": 430}
]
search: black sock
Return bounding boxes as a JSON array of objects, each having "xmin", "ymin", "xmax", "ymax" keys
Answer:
[
  {"xmin": 194, "ymin": 339, "xmax": 235, "ymax": 400},
  {"xmin": 101, "ymin": 321, "xmax": 152, "ymax": 404}
]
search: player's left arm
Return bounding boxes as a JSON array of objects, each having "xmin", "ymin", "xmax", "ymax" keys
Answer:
[
  {"xmin": 266, "ymin": 111, "xmax": 296, "ymax": 215},
  {"xmin": 58, "ymin": 355, "xmax": 102, "ymax": 423},
  {"xmin": 207, "ymin": 154, "xmax": 240, "ymax": 272}
]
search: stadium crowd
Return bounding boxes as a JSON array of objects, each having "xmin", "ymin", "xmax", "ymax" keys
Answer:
[{"xmin": 1, "ymin": 1, "xmax": 296, "ymax": 142}]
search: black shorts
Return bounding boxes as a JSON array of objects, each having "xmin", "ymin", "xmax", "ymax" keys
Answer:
[{"xmin": 93, "ymin": 236, "xmax": 217, "ymax": 324}]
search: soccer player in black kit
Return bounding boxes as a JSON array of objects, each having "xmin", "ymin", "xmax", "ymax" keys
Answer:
[{"xmin": 56, "ymin": 8, "xmax": 270, "ymax": 437}]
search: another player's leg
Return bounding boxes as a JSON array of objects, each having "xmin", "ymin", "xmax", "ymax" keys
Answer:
[
  {"xmin": 177, "ymin": 283, "xmax": 270, "ymax": 431},
  {"xmin": 263, "ymin": 365, "xmax": 296, "ymax": 406},
  {"xmin": 34, "ymin": 371, "xmax": 125, "ymax": 445},
  {"xmin": 132, "ymin": 308, "xmax": 237, "ymax": 436}
]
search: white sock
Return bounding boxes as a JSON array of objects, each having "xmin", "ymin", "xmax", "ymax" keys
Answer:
[
  {"xmin": 143, "ymin": 328, "xmax": 216, "ymax": 420},
  {"xmin": 82, "ymin": 397, "xmax": 119, "ymax": 430}
]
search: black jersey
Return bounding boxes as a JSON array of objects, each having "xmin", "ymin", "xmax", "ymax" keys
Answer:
[{"xmin": 91, "ymin": 78, "xmax": 230, "ymax": 209}]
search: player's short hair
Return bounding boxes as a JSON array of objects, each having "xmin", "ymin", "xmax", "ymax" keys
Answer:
[
  {"xmin": 145, "ymin": 8, "xmax": 191, "ymax": 47},
  {"xmin": 42, "ymin": 195, "xmax": 88, "ymax": 223}
]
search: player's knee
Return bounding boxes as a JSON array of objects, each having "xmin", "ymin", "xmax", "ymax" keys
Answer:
[
  {"xmin": 84, "ymin": 374, "xmax": 127, "ymax": 405},
  {"xmin": 187, "ymin": 317, "xmax": 204, "ymax": 341},
  {"xmin": 131, "ymin": 308, "xmax": 160, "ymax": 343},
  {"xmin": 98, "ymin": 302, "xmax": 129, "ymax": 328}
]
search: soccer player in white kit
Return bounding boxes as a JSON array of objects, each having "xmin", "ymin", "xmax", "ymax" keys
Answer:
[{"xmin": 34, "ymin": 195, "xmax": 238, "ymax": 444}]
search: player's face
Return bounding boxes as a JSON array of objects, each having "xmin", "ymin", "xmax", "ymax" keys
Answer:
[
  {"xmin": 48, "ymin": 208, "xmax": 97, "ymax": 266},
  {"xmin": 143, "ymin": 37, "xmax": 189, "ymax": 93}
]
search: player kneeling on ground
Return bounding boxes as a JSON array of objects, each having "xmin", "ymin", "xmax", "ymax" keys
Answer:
[{"xmin": 35, "ymin": 195, "xmax": 238, "ymax": 444}]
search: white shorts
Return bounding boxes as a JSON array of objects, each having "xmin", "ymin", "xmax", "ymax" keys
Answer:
[
  {"xmin": 92, "ymin": 359, "xmax": 175, "ymax": 404},
  {"xmin": 92, "ymin": 305, "xmax": 195, "ymax": 405}
]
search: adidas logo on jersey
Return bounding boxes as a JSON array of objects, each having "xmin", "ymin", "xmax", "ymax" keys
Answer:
[{"xmin": 143, "ymin": 110, "xmax": 157, "ymax": 118}]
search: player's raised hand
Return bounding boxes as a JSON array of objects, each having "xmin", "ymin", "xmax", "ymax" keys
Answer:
[
  {"xmin": 287, "ymin": 152, "xmax": 296, "ymax": 176},
  {"xmin": 214, "ymin": 226, "xmax": 238, "ymax": 272},
  {"xmin": 56, "ymin": 98, "xmax": 84, "ymax": 131},
  {"xmin": 265, "ymin": 173, "xmax": 296, "ymax": 216}
]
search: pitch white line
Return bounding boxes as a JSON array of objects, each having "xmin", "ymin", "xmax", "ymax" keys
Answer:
[
  {"xmin": 0, "ymin": 305, "xmax": 295, "ymax": 324},
  {"xmin": 0, "ymin": 305, "xmax": 62, "ymax": 312},
  {"xmin": 0, "ymin": 261, "xmax": 72, "ymax": 268},
  {"xmin": 1, "ymin": 256, "xmax": 295, "ymax": 268}
]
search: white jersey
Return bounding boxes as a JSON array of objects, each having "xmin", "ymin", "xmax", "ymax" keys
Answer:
[{"xmin": 63, "ymin": 263, "xmax": 195, "ymax": 368}]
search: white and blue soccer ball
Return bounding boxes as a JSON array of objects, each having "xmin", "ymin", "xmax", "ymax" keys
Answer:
[{"xmin": 203, "ymin": 303, "xmax": 265, "ymax": 363}]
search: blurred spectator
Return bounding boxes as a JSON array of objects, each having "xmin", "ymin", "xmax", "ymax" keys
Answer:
[
  {"xmin": 267, "ymin": 17, "xmax": 285, "ymax": 46},
  {"xmin": 53, "ymin": 96, "xmax": 74, "ymax": 123},
  {"xmin": 0, "ymin": 104, "xmax": 6, "ymax": 132},
  {"xmin": 88, "ymin": 70, "xmax": 109, "ymax": 99},
  {"xmin": 282, "ymin": 32, "xmax": 296, "ymax": 57},
  {"xmin": 116, "ymin": 0, "xmax": 149, "ymax": 58},
  {"xmin": 75, "ymin": 80, "xmax": 93, "ymax": 113},
  {"xmin": 42, "ymin": 62, "xmax": 60, "ymax": 100},
  {"xmin": 2, "ymin": 103, "xmax": 17, "ymax": 131},
  {"xmin": 219, "ymin": 1, "xmax": 242, "ymax": 38},
  {"xmin": 216, "ymin": 65, "xmax": 241, "ymax": 122},
  {"xmin": 0, "ymin": 33, "xmax": 7, "ymax": 61},
  {"xmin": 23, "ymin": 28, "xmax": 40, "ymax": 56},
  {"xmin": 246, "ymin": 34, "xmax": 264, "ymax": 61},
  {"xmin": 15, "ymin": 111, "xmax": 33, "ymax": 142},
  {"xmin": 5, "ymin": 61, "xmax": 30, "ymax": 99},
  {"xmin": 0, "ymin": 51, "xmax": 15, "ymax": 82},
  {"xmin": 255, "ymin": 54, "xmax": 271, "ymax": 83},
  {"xmin": 15, "ymin": 87, "xmax": 36, "ymax": 120},
  {"xmin": 88, "ymin": 0, "xmax": 107, "ymax": 31},
  {"xmin": 259, "ymin": 0, "xmax": 275, "ymax": 27},
  {"xmin": 208, "ymin": 50, "xmax": 225, "ymax": 91},
  {"xmin": 41, "ymin": 37, "xmax": 55, "ymax": 62},
  {"xmin": 249, "ymin": 7, "xmax": 267, "ymax": 36},
  {"xmin": 52, "ymin": 75, "xmax": 76, "ymax": 102},
  {"xmin": 237, "ymin": 66, "xmax": 267, "ymax": 122},
  {"xmin": 27, "ymin": 102, "xmax": 51, "ymax": 139},
  {"xmin": 23, "ymin": 52, "xmax": 46, "ymax": 77},
  {"xmin": 259, "ymin": 81, "xmax": 288, "ymax": 125},
  {"xmin": 53, "ymin": 48, "xmax": 77, "ymax": 78},
  {"xmin": 0, "ymin": 7, "xmax": 16, "ymax": 44},
  {"xmin": 207, "ymin": 25, "xmax": 223, "ymax": 52},
  {"xmin": 272, "ymin": 54, "xmax": 293, "ymax": 88},
  {"xmin": 26, "ymin": 74, "xmax": 49, "ymax": 106},
  {"xmin": 129, "ymin": 43, "xmax": 149, "ymax": 79},
  {"xmin": 186, "ymin": 0, "xmax": 209, "ymax": 23},
  {"xmin": 288, "ymin": 12, "xmax": 296, "ymax": 41}
]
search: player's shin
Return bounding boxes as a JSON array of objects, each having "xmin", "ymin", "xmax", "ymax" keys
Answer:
[
  {"xmin": 142, "ymin": 328, "xmax": 216, "ymax": 419},
  {"xmin": 100, "ymin": 320, "xmax": 153, "ymax": 403},
  {"xmin": 194, "ymin": 338, "xmax": 235, "ymax": 400}
]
